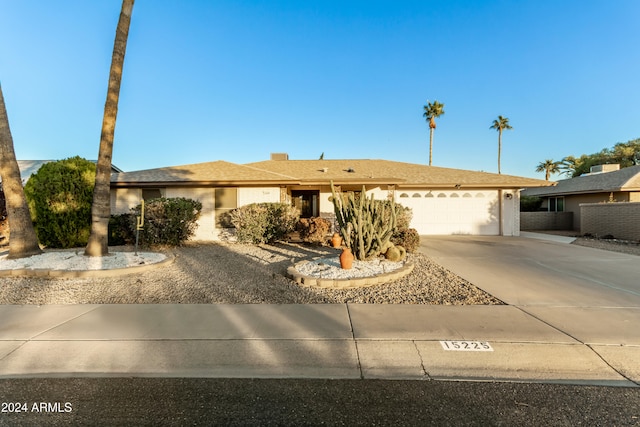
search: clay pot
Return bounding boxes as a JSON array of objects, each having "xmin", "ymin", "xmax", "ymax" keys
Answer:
[
  {"xmin": 331, "ymin": 232, "xmax": 342, "ymax": 248},
  {"xmin": 339, "ymin": 248, "xmax": 354, "ymax": 269}
]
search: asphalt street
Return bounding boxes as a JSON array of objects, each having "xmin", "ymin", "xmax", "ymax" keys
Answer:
[{"xmin": 1, "ymin": 378, "xmax": 639, "ymax": 426}]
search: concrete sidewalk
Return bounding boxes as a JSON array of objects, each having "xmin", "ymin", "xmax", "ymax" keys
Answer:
[{"xmin": 0, "ymin": 304, "xmax": 637, "ymax": 386}]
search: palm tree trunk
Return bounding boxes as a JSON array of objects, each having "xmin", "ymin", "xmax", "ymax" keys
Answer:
[
  {"xmin": 0, "ymin": 85, "xmax": 42, "ymax": 259},
  {"xmin": 429, "ymin": 128, "xmax": 434, "ymax": 166},
  {"xmin": 85, "ymin": 0, "xmax": 134, "ymax": 257},
  {"xmin": 497, "ymin": 130, "xmax": 502, "ymax": 174}
]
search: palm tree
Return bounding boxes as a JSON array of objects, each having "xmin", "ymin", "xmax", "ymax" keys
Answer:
[
  {"xmin": 558, "ymin": 155, "xmax": 579, "ymax": 177},
  {"xmin": 423, "ymin": 100, "xmax": 445, "ymax": 166},
  {"xmin": 536, "ymin": 159, "xmax": 560, "ymax": 181},
  {"xmin": 490, "ymin": 115, "xmax": 513, "ymax": 174},
  {"xmin": 85, "ymin": 0, "xmax": 135, "ymax": 257},
  {"xmin": 0, "ymin": 84, "xmax": 42, "ymax": 259}
]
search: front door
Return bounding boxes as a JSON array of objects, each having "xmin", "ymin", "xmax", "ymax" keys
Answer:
[{"xmin": 291, "ymin": 190, "xmax": 319, "ymax": 218}]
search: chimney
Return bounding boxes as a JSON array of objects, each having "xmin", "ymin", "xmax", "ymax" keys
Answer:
[
  {"xmin": 589, "ymin": 164, "xmax": 620, "ymax": 174},
  {"xmin": 270, "ymin": 153, "xmax": 289, "ymax": 161}
]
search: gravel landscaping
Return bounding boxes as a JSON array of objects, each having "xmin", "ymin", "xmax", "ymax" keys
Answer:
[
  {"xmin": 1, "ymin": 234, "xmax": 636, "ymax": 306},
  {"xmin": 0, "ymin": 242, "xmax": 502, "ymax": 305}
]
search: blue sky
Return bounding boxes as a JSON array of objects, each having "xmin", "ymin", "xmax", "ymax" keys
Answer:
[{"xmin": 1, "ymin": 0, "xmax": 638, "ymax": 179}]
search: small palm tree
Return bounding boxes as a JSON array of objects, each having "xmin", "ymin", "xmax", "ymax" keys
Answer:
[
  {"xmin": 423, "ymin": 100, "xmax": 445, "ymax": 166},
  {"xmin": 536, "ymin": 159, "xmax": 560, "ymax": 181},
  {"xmin": 490, "ymin": 115, "xmax": 513, "ymax": 174}
]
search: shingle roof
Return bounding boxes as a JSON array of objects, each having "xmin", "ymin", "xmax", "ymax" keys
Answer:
[
  {"xmin": 523, "ymin": 165, "xmax": 640, "ymax": 197},
  {"xmin": 245, "ymin": 159, "xmax": 551, "ymax": 188},
  {"xmin": 110, "ymin": 158, "xmax": 551, "ymax": 188},
  {"xmin": 111, "ymin": 160, "xmax": 297, "ymax": 186}
]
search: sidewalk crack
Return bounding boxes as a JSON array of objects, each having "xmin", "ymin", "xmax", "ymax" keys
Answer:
[
  {"xmin": 27, "ymin": 305, "xmax": 102, "ymax": 341},
  {"xmin": 413, "ymin": 340, "xmax": 431, "ymax": 380},
  {"xmin": 587, "ymin": 344, "xmax": 640, "ymax": 387},
  {"xmin": 345, "ymin": 303, "xmax": 363, "ymax": 379}
]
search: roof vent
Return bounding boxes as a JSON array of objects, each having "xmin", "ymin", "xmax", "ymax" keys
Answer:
[
  {"xmin": 345, "ymin": 168, "xmax": 355, "ymax": 173},
  {"xmin": 270, "ymin": 153, "xmax": 289, "ymax": 161}
]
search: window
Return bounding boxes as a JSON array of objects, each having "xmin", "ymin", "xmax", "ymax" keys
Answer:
[
  {"xmin": 548, "ymin": 196, "xmax": 565, "ymax": 212},
  {"xmin": 142, "ymin": 188, "xmax": 163, "ymax": 200},
  {"xmin": 215, "ymin": 187, "xmax": 237, "ymax": 227}
]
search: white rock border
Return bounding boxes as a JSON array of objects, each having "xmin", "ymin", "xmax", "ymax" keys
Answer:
[
  {"xmin": 287, "ymin": 258, "xmax": 415, "ymax": 289},
  {"xmin": 0, "ymin": 252, "xmax": 175, "ymax": 279}
]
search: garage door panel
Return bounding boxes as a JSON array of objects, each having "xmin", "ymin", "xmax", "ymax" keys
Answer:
[{"xmin": 397, "ymin": 190, "xmax": 499, "ymax": 235}]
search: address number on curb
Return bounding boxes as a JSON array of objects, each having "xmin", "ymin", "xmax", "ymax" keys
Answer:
[{"xmin": 440, "ymin": 341, "xmax": 493, "ymax": 351}]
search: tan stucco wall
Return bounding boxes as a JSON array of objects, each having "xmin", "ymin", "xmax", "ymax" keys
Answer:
[
  {"xmin": 110, "ymin": 184, "xmax": 523, "ymax": 240},
  {"xmin": 111, "ymin": 188, "xmax": 140, "ymax": 214},
  {"xmin": 237, "ymin": 187, "xmax": 280, "ymax": 206}
]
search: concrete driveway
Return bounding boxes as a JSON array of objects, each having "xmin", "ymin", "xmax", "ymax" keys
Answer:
[
  {"xmin": 420, "ymin": 234, "xmax": 640, "ymax": 308},
  {"xmin": 420, "ymin": 234, "xmax": 640, "ymax": 350}
]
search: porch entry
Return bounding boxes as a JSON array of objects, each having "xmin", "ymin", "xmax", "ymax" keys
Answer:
[{"xmin": 291, "ymin": 190, "xmax": 319, "ymax": 218}]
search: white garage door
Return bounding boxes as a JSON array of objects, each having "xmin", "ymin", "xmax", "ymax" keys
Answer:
[{"xmin": 397, "ymin": 190, "xmax": 500, "ymax": 235}]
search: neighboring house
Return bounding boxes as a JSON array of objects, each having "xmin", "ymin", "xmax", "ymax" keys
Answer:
[
  {"xmin": 0, "ymin": 160, "xmax": 124, "ymax": 185},
  {"xmin": 110, "ymin": 153, "xmax": 551, "ymax": 240},
  {"xmin": 522, "ymin": 164, "xmax": 640, "ymax": 231}
]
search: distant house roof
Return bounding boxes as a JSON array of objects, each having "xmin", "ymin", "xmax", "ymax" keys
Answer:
[
  {"xmin": 523, "ymin": 165, "xmax": 640, "ymax": 197},
  {"xmin": 111, "ymin": 158, "xmax": 551, "ymax": 189},
  {"xmin": 0, "ymin": 160, "xmax": 124, "ymax": 185}
]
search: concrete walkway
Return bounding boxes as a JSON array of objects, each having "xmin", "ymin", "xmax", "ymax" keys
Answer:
[
  {"xmin": 0, "ymin": 234, "xmax": 638, "ymax": 386},
  {"xmin": 0, "ymin": 303, "xmax": 637, "ymax": 386}
]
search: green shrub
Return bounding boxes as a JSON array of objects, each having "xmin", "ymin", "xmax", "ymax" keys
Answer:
[
  {"xmin": 108, "ymin": 213, "xmax": 136, "ymax": 246},
  {"xmin": 520, "ymin": 195, "xmax": 543, "ymax": 212},
  {"xmin": 132, "ymin": 197, "xmax": 202, "ymax": 246},
  {"xmin": 24, "ymin": 156, "xmax": 95, "ymax": 248},
  {"xmin": 297, "ymin": 217, "xmax": 331, "ymax": 244},
  {"xmin": 391, "ymin": 228, "xmax": 421, "ymax": 253},
  {"xmin": 231, "ymin": 202, "xmax": 299, "ymax": 244}
]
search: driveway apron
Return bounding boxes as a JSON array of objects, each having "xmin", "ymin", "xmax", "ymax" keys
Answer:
[{"xmin": 420, "ymin": 235, "xmax": 640, "ymax": 384}]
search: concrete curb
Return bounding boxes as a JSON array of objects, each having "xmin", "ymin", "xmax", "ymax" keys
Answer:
[
  {"xmin": 288, "ymin": 260, "xmax": 414, "ymax": 289},
  {"xmin": 0, "ymin": 252, "xmax": 175, "ymax": 279}
]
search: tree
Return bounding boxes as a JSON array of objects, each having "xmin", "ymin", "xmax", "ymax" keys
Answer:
[
  {"xmin": 490, "ymin": 115, "xmax": 513, "ymax": 174},
  {"xmin": 24, "ymin": 157, "xmax": 96, "ymax": 248},
  {"xmin": 0, "ymin": 84, "xmax": 42, "ymax": 259},
  {"xmin": 422, "ymin": 100, "xmax": 445, "ymax": 166},
  {"xmin": 556, "ymin": 138, "xmax": 640, "ymax": 177},
  {"xmin": 535, "ymin": 159, "xmax": 560, "ymax": 181},
  {"xmin": 558, "ymin": 155, "xmax": 578, "ymax": 177},
  {"xmin": 85, "ymin": 0, "xmax": 135, "ymax": 257}
]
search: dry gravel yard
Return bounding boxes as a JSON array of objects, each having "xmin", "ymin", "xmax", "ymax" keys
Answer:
[
  {"xmin": 0, "ymin": 242, "xmax": 501, "ymax": 305},
  {"xmin": 1, "ymin": 234, "xmax": 636, "ymax": 306}
]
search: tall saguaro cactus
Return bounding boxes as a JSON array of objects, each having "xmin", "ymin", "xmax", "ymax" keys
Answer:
[{"xmin": 330, "ymin": 183, "xmax": 396, "ymax": 260}]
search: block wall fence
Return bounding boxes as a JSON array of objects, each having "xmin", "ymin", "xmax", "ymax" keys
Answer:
[
  {"xmin": 580, "ymin": 202, "xmax": 640, "ymax": 241},
  {"xmin": 520, "ymin": 212, "xmax": 574, "ymax": 231}
]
